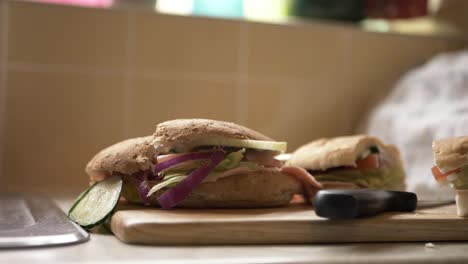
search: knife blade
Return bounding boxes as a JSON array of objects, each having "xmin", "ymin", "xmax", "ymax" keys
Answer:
[
  {"xmin": 313, "ymin": 189, "xmax": 418, "ymax": 219},
  {"xmin": 417, "ymin": 199, "xmax": 454, "ymax": 209},
  {"xmin": 0, "ymin": 193, "xmax": 89, "ymax": 248}
]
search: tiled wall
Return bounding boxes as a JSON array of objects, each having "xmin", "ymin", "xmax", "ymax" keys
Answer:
[{"xmin": 0, "ymin": 1, "xmax": 465, "ymax": 194}]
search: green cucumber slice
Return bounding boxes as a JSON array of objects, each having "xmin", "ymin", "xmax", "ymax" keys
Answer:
[
  {"xmin": 68, "ymin": 176, "xmax": 123, "ymax": 228},
  {"xmin": 188, "ymin": 137, "xmax": 287, "ymax": 153}
]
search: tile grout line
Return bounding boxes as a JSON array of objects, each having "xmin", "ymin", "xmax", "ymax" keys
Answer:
[
  {"xmin": 7, "ymin": 61, "xmax": 240, "ymax": 82},
  {"xmin": 123, "ymin": 11, "xmax": 135, "ymax": 138},
  {"xmin": 7, "ymin": 60, "xmax": 317, "ymax": 86},
  {"xmin": 341, "ymin": 30, "xmax": 361, "ymax": 133},
  {"xmin": 7, "ymin": 60, "xmax": 318, "ymax": 85},
  {"xmin": 138, "ymin": 70, "xmax": 236, "ymax": 82},
  {"xmin": 0, "ymin": 1, "xmax": 9, "ymax": 180},
  {"xmin": 8, "ymin": 61, "xmax": 126, "ymax": 76},
  {"xmin": 341, "ymin": 30, "xmax": 351, "ymax": 133},
  {"xmin": 236, "ymin": 22, "xmax": 249, "ymax": 125}
]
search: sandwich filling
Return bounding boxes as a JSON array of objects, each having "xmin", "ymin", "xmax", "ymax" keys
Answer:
[
  {"xmin": 432, "ymin": 164, "xmax": 468, "ymax": 189},
  {"xmin": 308, "ymin": 146, "xmax": 405, "ymax": 190},
  {"xmin": 120, "ymin": 138, "xmax": 318, "ymax": 209},
  {"xmin": 431, "ymin": 136, "xmax": 468, "ymax": 189}
]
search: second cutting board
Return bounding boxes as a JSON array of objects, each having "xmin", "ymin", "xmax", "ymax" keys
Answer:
[{"xmin": 110, "ymin": 203, "xmax": 468, "ymax": 245}]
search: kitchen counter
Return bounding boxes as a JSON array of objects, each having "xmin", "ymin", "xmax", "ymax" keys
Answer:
[
  {"xmin": 2, "ymin": 198, "xmax": 468, "ymax": 264},
  {"xmin": 3, "ymin": 234, "xmax": 468, "ymax": 264}
]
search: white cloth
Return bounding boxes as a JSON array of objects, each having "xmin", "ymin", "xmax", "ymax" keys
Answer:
[{"xmin": 364, "ymin": 50, "xmax": 468, "ymax": 200}]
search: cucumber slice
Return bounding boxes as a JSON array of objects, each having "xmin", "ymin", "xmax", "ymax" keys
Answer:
[
  {"xmin": 68, "ymin": 176, "xmax": 123, "ymax": 228},
  {"xmin": 188, "ymin": 137, "xmax": 287, "ymax": 153}
]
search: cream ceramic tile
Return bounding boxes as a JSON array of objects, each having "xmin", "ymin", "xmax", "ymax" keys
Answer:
[
  {"xmin": 245, "ymin": 78, "xmax": 354, "ymax": 151},
  {"xmin": 0, "ymin": 1, "xmax": 7, "ymax": 189},
  {"xmin": 344, "ymin": 31, "xmax": 451, "ymax": 123},
  {"xmin": 2, "ymin": 70, "xmax": 125, "ymax": 193},
  {"xmin": 443, "ymin": 38, "xmax": 467, "ymax": 51},
  {"xmin": 8, "ymin": 1, "xmax": 127, "ymax": 68},
  {"xmin": 127, "ymin": 77, "xmax": 238, "ymax": 138},
  {"xmin": 0, "ymin": 1, "xmax": 4, "ymax": 59},
  {"xmin": 247, "ymin": 22, "xmax": 346, "ymax": 81},
  {"xmin": 352, "ymin": 32, "xmax": 447, "ymax": 74},
  {"xmin": 133, "ymin": 14, "xmax": 240, "ymax": 74},
  {"xmin": 0, "ymin": 1, "xmax": 6, "ymax": 67}
]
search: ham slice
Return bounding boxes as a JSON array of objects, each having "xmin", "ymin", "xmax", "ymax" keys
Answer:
[
  {"xmin": 281, "ymin": 166, "xmax": 323, "ymax": 202},
  {"xmin": 281, "ymin": 166, "xmax": 322, "ymax": 189}
]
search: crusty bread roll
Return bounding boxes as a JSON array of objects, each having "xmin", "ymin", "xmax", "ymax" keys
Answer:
[
  {"xmin": 85, "ymin": 119, "xmax": 309, "ymax": 208},
  {"xmin": 433, "ymin": 136, "xmax": 468, "ymax": 172},
  {"xmin": 288, "ymin": 135, "xmax": 401, "ymax": 170},
  {"xmin": 287, "ymin": 135, "xmax": 406, "ymax": 191}
]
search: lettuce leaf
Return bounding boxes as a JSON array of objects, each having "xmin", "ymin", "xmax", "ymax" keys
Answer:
[
  {"xmin": 451, "ymin": 165, "xmax": 468, "ymax": 189},
  {"xmin": 214, "ymin": 149, "xmax": 245, "ymax": 171}
]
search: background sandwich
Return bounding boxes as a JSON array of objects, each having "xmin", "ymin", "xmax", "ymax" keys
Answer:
[
  {"xmin": 287, "ymin": 135, "xmax": 406, "ymax": 190},
  {"xmin": 431, "ymin": 136, "xmax": 468, "ymax": 216},
  {"xmin": 85, "ymin": 119, "xmax": 322, "ymax": 210}
]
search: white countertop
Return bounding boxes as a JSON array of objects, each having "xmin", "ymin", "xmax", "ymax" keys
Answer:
[
  {"xmin": 2, "ymin": 197, "xmax": 468, "ymax": 264},
  {"xmin": 3, "ymin": 235, "xmax": 468, "ymax": 264}
]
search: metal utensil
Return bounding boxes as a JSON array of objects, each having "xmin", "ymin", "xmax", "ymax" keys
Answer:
[{"xmin": 0, "ymin": 193, "xmax": 89, "ymax": 248}]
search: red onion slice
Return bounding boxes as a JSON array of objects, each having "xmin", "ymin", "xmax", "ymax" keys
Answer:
[
  {"xmin": 137, "ymin": 180, "xmax": 151, "ymax": 205},
  {"xmin": 153, "ymin": 152, "xmax": 215, "ymax": 178},
  {"xmin": 157, "ymin": 150, "xmax": 225, "ymax": 209}
]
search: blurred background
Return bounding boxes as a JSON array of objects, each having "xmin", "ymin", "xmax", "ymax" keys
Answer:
[{"xmin": 0, "ymin": 0, "xmax": 467, "ymax": 195}]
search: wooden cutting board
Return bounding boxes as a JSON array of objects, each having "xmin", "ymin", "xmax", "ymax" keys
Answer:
[{"xmin": 110, "ymin": 203, "xmax": 468, "ymax": 245}]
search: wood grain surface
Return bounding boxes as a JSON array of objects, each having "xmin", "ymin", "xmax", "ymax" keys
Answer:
[{"xmin": 110, "ymin": 203, "xmax": 468, "ymax": 245}]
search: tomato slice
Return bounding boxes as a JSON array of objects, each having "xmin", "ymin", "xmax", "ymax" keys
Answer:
[
  {"xmin": 356, "ymin": 154, "xmax": 380, "ymax": 170},
  {"xmin": 431, "ymin": 166, "xmax": 460, "ymax": 182}
]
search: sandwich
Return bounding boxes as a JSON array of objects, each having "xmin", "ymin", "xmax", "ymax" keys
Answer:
[
  {"xmin": 74, "ymin": 119, "xmax": 321, "ymax": 223},
  {"xmin": 431, "ymin": 136, "xmax": 468, "ymax": 216},
  {"xmin": 286, "ymin": 135, "xmax": 406, "ymax": 190}
]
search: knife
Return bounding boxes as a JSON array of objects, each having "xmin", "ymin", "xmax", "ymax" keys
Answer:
[{"xmin": 313, "ymin": 189, "xmax": 418, "ymax": 219}]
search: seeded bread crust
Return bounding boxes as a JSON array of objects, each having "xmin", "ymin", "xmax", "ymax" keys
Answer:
[
  {"xmin": 86, "ymin": 136, "xmax": 157, "ymax": 182},
  {"xmin": 152, "ymin": 119, "xmax": 273, "ymax": 153},
  {"xmin": 287, "ymin": 135, "xmax": 401, "ymax": 170},
  {"xmin": 433, "ymin": 136, "xmax": 468, "ymax": 171}
]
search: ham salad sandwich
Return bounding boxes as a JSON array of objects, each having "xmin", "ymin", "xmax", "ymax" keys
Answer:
[
  {"xmin": 431, "ymin": 136, "xmax": 468, "ymax": 216},
  {"xmin": 287, "ymin": 135, "xmax": 406, "ymax": 190},
  {"xmin": 69, "ymin": 119, "xmax": 322, "ymax": 228}
]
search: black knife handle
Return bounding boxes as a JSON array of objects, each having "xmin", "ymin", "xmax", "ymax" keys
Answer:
[{"xmin": 313, "ymin": 189, "xmax": 417, "ymax": 219}]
